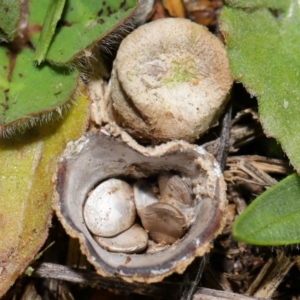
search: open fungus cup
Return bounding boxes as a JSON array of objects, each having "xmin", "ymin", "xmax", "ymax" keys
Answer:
[{"xmin": 53, "ymin": 131, "xmax": 227, "ymax": 283}]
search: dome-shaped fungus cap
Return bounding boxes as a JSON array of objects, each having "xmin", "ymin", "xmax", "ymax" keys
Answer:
[{"xmin": 110, "ymin": 18, "xmax": 233, "ymax": 143}]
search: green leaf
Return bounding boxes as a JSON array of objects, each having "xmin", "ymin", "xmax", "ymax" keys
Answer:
[
  {"xmin": 0, "ymin": 46, "xmax": 78, "ymax": 131},
  {"xmin": 233, "ymin": 174, "xmax": 300, "ymax": 246},
  {"xmin": 0, "ymin": 0, "xmax": 21, "ymax": 41},
  {"xmin": 220, "ymin": 0, "xmax": 300, "ymax": 171},
  {"xmin": 224, "ymin": 0, "xmax": 288, "ymax": 10},
  {"xmin": 0, "ymin": 91, "xmax": 89, "ymax": 297},
  {"xmin": 29, "ymin": 0, "xmax": 137, "ymax": 64},
  {"xmin": 0, "ymin": 47, "xmax": 9, "ymax": 90},
  {"xmin": 34, "ymin": 0, "xmax": 66, "ymax": 64}
]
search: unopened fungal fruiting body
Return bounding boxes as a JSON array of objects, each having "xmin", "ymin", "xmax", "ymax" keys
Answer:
[{"xmin": 109, "ymin": 18, "xmax": 233, "ymax": 143}]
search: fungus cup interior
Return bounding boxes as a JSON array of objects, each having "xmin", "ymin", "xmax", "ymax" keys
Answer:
[{"xmin": 53, "ymin": 131, "xmax": 227, "ymax": 283}]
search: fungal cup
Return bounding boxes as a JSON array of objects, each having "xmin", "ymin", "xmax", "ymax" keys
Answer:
[
  {"xmin": 101, "ymin": 18, "xmax": 233, "ymax": 143},
  {"xmin": 53, "ymin": 131, "xmax": 227, "ymax": 283},
  {"xmin": 54, "ymin": 14, "xmax": 232, "ymax": 284}
]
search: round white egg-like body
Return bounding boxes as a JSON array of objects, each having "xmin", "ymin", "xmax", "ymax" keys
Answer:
[
  {"xmin": 94, "ymin": 223, "xmax": 148, "ymax": 253},
  {"xmin": 83, "ymin": 179, "xmax": 136, "ymax": 237}
]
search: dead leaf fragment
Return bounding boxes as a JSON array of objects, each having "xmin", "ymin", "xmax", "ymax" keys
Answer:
[{"xmin": 163, "ymin": 0, "xmax": 185, "ymax": 17}]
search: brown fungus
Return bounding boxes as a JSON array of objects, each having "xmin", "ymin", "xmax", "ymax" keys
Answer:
[
  {"xmin": 53, "ymin": 131, "xmax": 227, "ymax": 283},
  {"xmin": 106, "ymin": 18, "xmax": 233, "ymax": 143}
]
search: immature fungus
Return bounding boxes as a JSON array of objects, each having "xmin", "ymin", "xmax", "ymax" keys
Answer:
[{"xmin": 109, "ymin": 18, "xmax": 233, "ymax": 143}]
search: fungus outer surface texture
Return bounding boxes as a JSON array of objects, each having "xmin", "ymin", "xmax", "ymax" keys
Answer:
[{"xmin": 110, "ymin": 18, "xmax": 233, "ymax": 142}]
